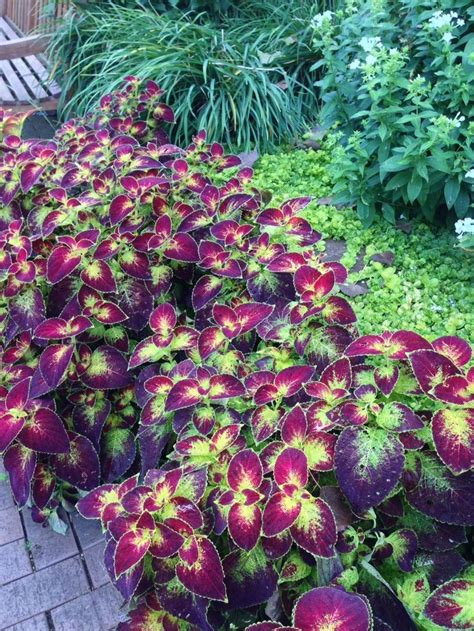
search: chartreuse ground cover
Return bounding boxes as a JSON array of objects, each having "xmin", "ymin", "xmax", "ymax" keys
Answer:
[
  {"xmin": 0, "ymin": 81, "xmax": 473, "ymax": 631},
  {"xmin": 253, "ymin": 146, "xmax": 474, "ymax": 343}
]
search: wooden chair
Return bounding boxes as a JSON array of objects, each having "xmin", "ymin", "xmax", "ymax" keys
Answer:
[{"xmin": 0, "ymin": 15, "xmax": 61, "ymax": 112}]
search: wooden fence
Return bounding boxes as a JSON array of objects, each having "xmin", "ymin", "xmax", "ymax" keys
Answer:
[{"xmin": 0, "ymin": 0, "xmax": 72, "ymax": 34}]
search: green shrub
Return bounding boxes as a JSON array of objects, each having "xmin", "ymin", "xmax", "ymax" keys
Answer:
[
  {"xmin": 49, "ymin": 1, "xmax": 319, "ymax": 151},
  {"xmin": 253, "ymin": 146, "xmax": 474, "ymax": 341},
  {"xmin": 310, "ymin": 0, "xmax": 474, "ymax": 226}
]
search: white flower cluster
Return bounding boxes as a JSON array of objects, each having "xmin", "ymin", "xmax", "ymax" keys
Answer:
[
  {"xmin": 427, "ymin": 10, "xmax": 465, "ymax": 30},
  {"xmin": 455, "ymin": 217, "xmax": 474, "ymax": 236},
  {"xmin": 311, "ymin": 11, "xmax": 332, "ymax": 29},
  {"xmin": 348, "ymin": 37, "xmax": 386, "ymax": 71},
  {"xmin": 359, "ymin": 36, "xmax": 382, "ymax": 52}
]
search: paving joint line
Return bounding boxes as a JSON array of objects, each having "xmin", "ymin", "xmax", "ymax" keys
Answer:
[{"xmin": 67, "ymin": 514, "xmax": 95, "ymax": 592}]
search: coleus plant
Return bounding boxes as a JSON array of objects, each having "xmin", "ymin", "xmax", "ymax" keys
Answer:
[{"xmin": 0, "ymin": 78, "xmax": 473, "ymax": 631}]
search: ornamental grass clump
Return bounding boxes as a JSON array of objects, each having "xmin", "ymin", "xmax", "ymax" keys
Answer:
[{"xmin": 0, "ymin": 79, "xmax": 473, "ymax": 630}]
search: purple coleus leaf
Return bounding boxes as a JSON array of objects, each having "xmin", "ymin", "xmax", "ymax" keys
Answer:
[
  {"xmin": 34, "ymin": 316, "xmax": 92, "ymax": 340},
  {"xmin": 17, "ymin": 407, "xmax": 70, "ymax": 453},
  {"xmin": 431, "ymin": 408, "xmax": 474, "ymax": 474},
  {"xmin": 176, "ymin": 536, "xmax": 227, "ymax": 602},
  {"xmin": 47, "ymin": 245, "xmax": 82, "ymax": 284},
  {"xmin": 114, "ymin": 513, "xmax": 154, "ymax": 578},
  {"xmin": 335, "ymin": 427, "xmax": 405, "ymax": 514},
  {"xmin": 3, "ymin": 443, "xmax": 36, "ymax": 506},
  {"xmin": 39, "ymin": 344, "xmax": 74, "ymax": 389},
  {"xmin": 404, "ymin": 451, "xmax": 474, "ymax": 526},
  {"xmin": 104, "ymin": 538, "xmax": 144, "ymax": 601},
  {"xmin": 423, "ymin": 579, "xmax": 474, "ymax": 630},
  {"xmin": 101, "ymin": 428, "xmax": 136, "ymax": 482},
  {"xmin": 409, "ymin": 349, "xmax": 460, "ymax": 396},
  {"xmin": 223, "ymin": 545, "xmax": 277, "ymax": 610},
  {"xmin": 293, "ymin": 587, "xmax": 372, "ymax": 631},
  {"xmin": 51, "ymin": 432, "xmax": 100, "ymax": 491},
  {"xmin": 81, "ymin": 345, "xmax": 132, "ymax": 390},
  {"xmin": 165, "ymin": 373, "xmax": 245, "ymax": 411},
  {"xmin": 81, "ymin": 259, "xmax": 116, "ymax": 293},
  {"xmin": 10, "ymin": 287, "xmax": 46, "ymax": 333}
]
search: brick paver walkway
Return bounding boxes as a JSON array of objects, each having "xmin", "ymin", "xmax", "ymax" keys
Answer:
[{"xmin": 0, "ymin": 466, "xmax": 126, "ymax": 630}]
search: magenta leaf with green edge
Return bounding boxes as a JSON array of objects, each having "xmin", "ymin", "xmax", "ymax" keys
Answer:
[
  {"xmin": 223, "ymin": 545, "xmax": 277, "ymax": 610},
  {"xmin": 345, "ymin": 335, "xmax": 385, "ymax": 357},
  {"xmin": 290, "ymin": 497, "xmax": 337, "ymax": 557},
  {"xmin": 114, "ymin": 527, "xmax": 152, "ymax": 578},
  {"xmin": 34, "ymin": 316, "xmax": 92, "ymax": 339},
  {"xmin": 323, "ymin": 296, "xmax": 356, "ymax": 325},
  {"xmin": 80, "ymin": 259, "xmax": 116, "ymax": 293},
  {"xmin": 192, "ymin": 275, "xmax": 224, "ymax": 311},
  {"xmin": 46, "ymin": 246, "xmax": 81, "ymax": 284},
  {"xmin": 39, "ymin": 344, "xmax": 74, "ymax": 389},
  {"xmin": 228, "ymin": 502, "xmax": 262, "ymax": 551},
  {"xmin": 432, "ymin": 335, "xmax": 472, "ymax": 367},
  {"xmin": 51, "ymin": 432, "xmax": 100, "ymax": 491},
  {"xmin": 76, "ymin": 484, "xmax": 118, "ymax": 519},
  {"xmin": 81, "ymin": 345, "xmax": 132, "ymax": 390},
  {"xmin": 109, "ymin": 194, "xmax": 135, "ymax": 225},
  {"xmin": 409, "ymin": 349, "xmax": 460, "ymax": 395},
  {"xmin": 274, "ymin": 447, "xmax": 308, "ymax": 489},
  {"xmin": 424, "ymin": 579, "xmax": 474, "ymax": 630},
  {"xmin": 3, "ymin": 443, "xmax": 36, "ymax": 506},
  {"xmin": 0, "ymin": 410, "xmax": 25, "ymax": 452},
  {"xmin": 434, "ymin": 375, "xmax": 473, "ymax": 405},
  {"xmin": 374, "ymin": 364, "xmax": 399, "ymax": 396},
  {"xmin": 227, "ymin": 449, "xmax": 262, "ymax": 491},
  {"xmin": 17, "ymin": 407, "xmax": 69, "ymax": 453},
  {"xmin": 101, "ymin": 428, "xmax": 136, "ymax": 482},
  {"xmin": 104, "ymin": 539, "xmax": 144, "ymax": 600},
  {"xmin": 149, "ymin": 303, "xmax": 177, "ymax": 336},
  {"xmin": 165, "ymin": 379, "xmax": 201, "ymax": 411},
  {"xmin": 262, "ymin": 491, "xmax": 302, "ymax": 537},
  {"xmin": 293, "ymin": 587, "xmax": 372, "ymax": 631},
  {"xmin": 404, "ymin": 451, "xmax": 474, "ymax": 525},
  {"xmin": 176, "ymin": 536, "xmax": 227, "ymax": 602},
  {"xmin": 281, "ymin": 404, "xmax": 307, "ymax": 445},
  {"xmin": 432, "ymin": 408, "xmax": 474, "ymax": 474},
  {"xmin": 335, "ymin": 427, "xmax": 405, "ymax": 513},
  {"xmin": 149, "ymin": 523, "xmax": 184, "ymax": 558}
]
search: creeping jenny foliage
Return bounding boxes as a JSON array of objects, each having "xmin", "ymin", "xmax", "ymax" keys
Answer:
[{"xmin": 0, "ymin": 80, "xmax": 472, "ymax": 630}]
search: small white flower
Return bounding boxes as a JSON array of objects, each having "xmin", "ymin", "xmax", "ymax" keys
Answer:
[
  {"xmin": 465, "ymin": 168, "xmax": 474, "ymax": 179},
  {"xmin": 349, "ymin": 59, "xmax": 362, "ymax": 70},
  {"xmin": 455, "ymin": 218, "xmax": 474, "ymax": 235},
  {"xmin": 359, "ymin": 36, "xmax": 382, "ymax": 52},
  {"xmin": 311, "ymin": 11, "xmax": 332, "ymax": 29},
  {"xmin": 365, "ymin": 54, "xmax": 377, "ymax": 66},
  {"xmin": 442, "ymin": 32, "xmax": 454, "ymax": 43}
]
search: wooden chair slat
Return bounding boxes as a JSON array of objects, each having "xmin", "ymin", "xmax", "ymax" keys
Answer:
[
  {"xmin": 1, "ymin": 17, "xmax": 60, "ymax": 98},
  {"xmin": 0, "ymin": 15, "xmax": 60, "ymax": 111}
]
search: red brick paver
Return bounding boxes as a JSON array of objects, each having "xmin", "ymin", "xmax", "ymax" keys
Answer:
[{"xmin": 0, "ymin": 470, "xmax": 126, "ymax": 630}]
